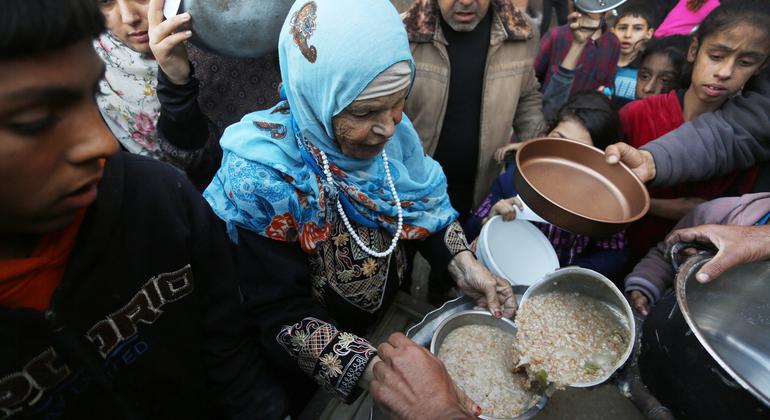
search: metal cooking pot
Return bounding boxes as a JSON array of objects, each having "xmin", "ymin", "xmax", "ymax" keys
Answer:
[
  {"xmin": 520, "ymin": 267, "xmax": 636, "ymax": 387},
  {"xmin": 673, "ymin": 246, "xmax": 770, "ymax": 408},
  {"xmin": 573, "ymin": 0, "xmax": 630, "ymax": 13},
  {"xmin": 431, "ymin": 310, "xmax": 549, "ymax": 420},
  {"xmin": 514, "ymin": 137, "xmax": 649, "ymax": 237},
  {"xmin": 163, "ymin": 0, "xmax": 293, "ymax": 58}
]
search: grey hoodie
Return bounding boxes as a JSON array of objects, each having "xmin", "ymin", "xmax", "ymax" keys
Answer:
[{"xmin": 643, "ymin": 69, "xmax": 770, "ymax": 188}]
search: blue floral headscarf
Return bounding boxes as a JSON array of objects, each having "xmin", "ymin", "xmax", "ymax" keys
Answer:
[{"xmin": 204, "ymin": 0, "xmax": 457, "ymax": 252}]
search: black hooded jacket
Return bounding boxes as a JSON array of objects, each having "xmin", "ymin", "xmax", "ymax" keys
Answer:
[{"xmin": 0, "ymin": 153, "xmax": 287, "ymax": 420}]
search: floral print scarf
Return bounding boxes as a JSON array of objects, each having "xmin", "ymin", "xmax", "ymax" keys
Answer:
[
  {"xmin": 94, "ymin": 32, "xmax": 163, "ymax": 159},
  {"xmin": 93, "ymin": 33, "xmax": 200, "ymax": 170}
]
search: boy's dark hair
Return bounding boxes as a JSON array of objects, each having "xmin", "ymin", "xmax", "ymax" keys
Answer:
[
  {"xmin": 614, "ymin": 1, "xmax": 656, "ymax": 29},
  {"xmin": 695, "ymin": 0, "xmax": 770, "ymax": 47},
  {"xmin": 1, "ymin": 0, "xmax": 105, "ymax": 59},
  {"xmin": 640, "ymin": 35, "xmax": 692, "ymax": 90},
  {"xmin": 553, "ymin": 91, "xmax": 619, "ymax": 151}
]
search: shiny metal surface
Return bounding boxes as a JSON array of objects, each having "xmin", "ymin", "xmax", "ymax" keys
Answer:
[
  {"xmin": 167, "ymin": 0, "xmax": 293, "ymax": 58},
  {"xmin": 430, "ymin": 310, "xmax": 548, "ymax": 420},
  {"xmin": 521, "ymin": 267, "xmax": 636, "ymax": 387},
  {"xmin": 676, "ymin": 256, "xmax": 770, "ymax": 407},
  {"xmin": 514, "ymin": 137, "xmax": 649, "ymax": 237},
  {"xmin": 573, "ymin": 0, "xmax": 629, "ymax": 13}
]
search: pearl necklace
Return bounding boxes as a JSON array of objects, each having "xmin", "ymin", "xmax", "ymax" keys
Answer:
[{"xmin": 319, "ymin": 149, "xmax": 403, "ymax": 258}]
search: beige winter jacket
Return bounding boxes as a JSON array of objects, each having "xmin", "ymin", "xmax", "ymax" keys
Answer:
[{"xmin": 402, "ymin": 0, "xmax": 546, "ymax": 207}]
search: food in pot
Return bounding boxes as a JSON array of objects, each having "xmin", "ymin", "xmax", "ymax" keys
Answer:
[
  {"xmin": 438, "ymin": 325, "xmax": 539, "ymax": 418},
  {"xmin": 512, "ymin": 291, "xmax": 630, "ymax": 386}
]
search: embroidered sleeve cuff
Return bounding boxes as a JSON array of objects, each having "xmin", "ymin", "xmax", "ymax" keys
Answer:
[
  {"xmin": 417, "ymin": 220, "xmax": 473, "ymax": 271},
  {"xmin": 277, "ymin": 317, "xmax": 376, "ymax": 403}
]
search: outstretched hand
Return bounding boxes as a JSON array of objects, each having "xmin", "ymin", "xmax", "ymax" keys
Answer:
[
  {"xmin": 605, "ymin": 142, "xmax": 656, "ymax": 183},
  {"xmin": 149, "ymin": 0, "xmax": 192, "ymax": 85},
  {"xmin": 666, "ymin": 224, "xmax": 770, "ymax": 283}
]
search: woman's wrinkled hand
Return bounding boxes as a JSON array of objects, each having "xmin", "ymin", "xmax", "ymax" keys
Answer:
[
  {"xmin": 628, "ymin": 291, "xmax": 649, "ymax": 317},
  {"xmin": 448, "ymin": 252, "xmax": 516, "ymax": 318},
  {"xmin": 484, "ymin": 197, "xmax": 523, "ymax": 224},
  {"xmin": 149, "ymin": 0, "xmax": 192, "ymax": 85}
]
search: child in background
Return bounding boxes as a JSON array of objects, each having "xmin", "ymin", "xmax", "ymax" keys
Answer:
[
  {"xmin": 535, "ymin": 3, "xmax": 620, "ymax": 96},
  {"xmin": 635, "ymin": 35, "xmax": 691, "ymax": 99},
  {"xmin": 609, "ymin": 3, "xmax": 656, "ymax": 108},
  {"xmin": 620, "ymin": 0, "xmax": 770, "ymax": 264},
  {"xmin": 470, "ymin": 92, "xmax": 627, "ymax": 280},
  {"xmin": 655, "ymin": 0, "xmax": 720, "ymax": 37}
]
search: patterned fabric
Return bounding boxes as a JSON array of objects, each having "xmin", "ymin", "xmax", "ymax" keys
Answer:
[
  {"xmin": 277, "ymin": 317, "xmax": 376, "ymax": 402},
  {"xmin": 535, "ymin": 25, "xmax": 620, "ymax": 95},
  {"xmin": 93, "ymin": 33, "xmax": 199, "ymax": 170},
  {"xmin": 613, "ymin": 67, "xmax": 639, "ymax": 101},
  {"xmin": 443, "ymin": 220, "xmax": 472, "ymax": 257},
  {"xmin": 204, "ymin": 0, "xmax": 458, "ymax": 251},
  {"xmin": 309, "ymin": 217, "xmax": 407, "ymax": 312}
]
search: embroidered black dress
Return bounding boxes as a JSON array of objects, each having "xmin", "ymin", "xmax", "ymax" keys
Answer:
[{"xmin": 236, "ymin": 215, "xmax": 467, "ymax": 407}]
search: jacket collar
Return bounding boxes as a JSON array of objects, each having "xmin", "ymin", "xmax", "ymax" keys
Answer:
[{"xmin": 403, "ymin": 0, "xmax": 533, "ymax": 43}]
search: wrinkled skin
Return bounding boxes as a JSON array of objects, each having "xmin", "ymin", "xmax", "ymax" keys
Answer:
[
  {"xmin": 370, "ymin": 333, "xmax": 480, "ymax": 420},
  {"xmin": 331, "ymin": 88, "xmax": 407, "ymax": 160},
  {"xmin": 666, "ymin": 224, "xmax": 770, "ymax": 283}
]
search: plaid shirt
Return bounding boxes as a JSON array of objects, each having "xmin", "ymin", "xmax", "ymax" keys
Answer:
[{"xmin": 535, "ymin": 25, "xmax": 620, "ymax": 95}]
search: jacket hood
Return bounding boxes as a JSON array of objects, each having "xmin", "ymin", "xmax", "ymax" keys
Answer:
[{"xmin": 403, "ymin": 0, "xmax": 533, "ymax": 42}]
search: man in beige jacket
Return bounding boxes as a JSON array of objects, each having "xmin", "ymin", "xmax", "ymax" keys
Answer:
[{"xmin": 402, "ymin": 0, "xmax": 546, "ymax": 220}]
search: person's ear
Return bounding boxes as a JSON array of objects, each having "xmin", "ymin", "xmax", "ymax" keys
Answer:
[
  {"xmin": 645, "ymin": 27, "xmax": 654, "ymax": 40},
  {"xmin": 687, "ymin": 38, "xmax": 698, "ymax": 63}
]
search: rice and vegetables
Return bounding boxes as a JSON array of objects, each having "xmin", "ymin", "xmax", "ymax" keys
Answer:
[
  {"xmin": 438, "ymin": 325, "xmax": 539, "ymax": 418},
  {"xmin": 511, "ymin": 291, "xmax": 630, "ymax": 386}
]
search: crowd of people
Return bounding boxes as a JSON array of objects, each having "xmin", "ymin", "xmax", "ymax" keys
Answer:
[{"xmin": 1, "ymin": 0, "xmax": 769, "ymax": 419}]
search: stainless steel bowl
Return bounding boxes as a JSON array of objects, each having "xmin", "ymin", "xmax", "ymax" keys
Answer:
[
  {"xmin": 431, "ymin": 310, "xmax": 548, "ymax": 420},
  {"xmin": 675, "ymin": 255, "xmax": 770, "ymax": 407},
  {"xmin": 520, "ymin": 267, "xmax": 636, "ymax": 387}
]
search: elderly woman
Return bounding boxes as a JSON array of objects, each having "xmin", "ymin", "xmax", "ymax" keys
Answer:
[{"xmin": 203, "ymin": 0, "xmax": 515, "ymax": 409}]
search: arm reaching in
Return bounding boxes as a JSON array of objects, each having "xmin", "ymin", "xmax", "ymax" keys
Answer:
[
  {"xmin": 605, "ymin": 142, "xmax": 657, "ymax": 183},
  {"xmin": 666, "ymin": 224, "xmax": 770, "ymax": 283},
  {"xmin": 369, "ymin": 333, "xmax": 480, "ymax": 420}
]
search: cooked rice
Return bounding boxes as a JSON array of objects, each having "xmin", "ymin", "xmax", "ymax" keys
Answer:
[
  {"xmin": 511, "ymin": 291, "xmax": 630, "ymax": 386},
  {"xmin": 438, "ymin": 325, "xmax": 539, "ymax": 418}
]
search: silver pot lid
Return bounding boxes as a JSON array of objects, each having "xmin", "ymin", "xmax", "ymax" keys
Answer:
[
  {"xmin": 573, "ymin": 0, "xmax": 629, "ymax": 13},
  {"xmin": 675, "ymin": 252, "xmax": 770, "ymax": 408},
  {"xmin": 163, "ymin": 0, "xmax": 292, "ymax": 58}
]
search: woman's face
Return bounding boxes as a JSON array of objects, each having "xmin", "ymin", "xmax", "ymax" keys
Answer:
[
  {"xmin": 98, "ymin": 0, "xmax": 151, "ymax": 54},
  {"xmin": 687, "ymin": 24, "xmax": 770, "ymax": 107},
  {"xmin": 636, "ymin": 53, "xmax": 678, "ymax": 99},
  {"xmin": 332, "ymin": 88, "xmax": 408, "ymax": 160},
  {"xmin": 548, "ymin": 118, "xmax": 592, "ymax": 146}
]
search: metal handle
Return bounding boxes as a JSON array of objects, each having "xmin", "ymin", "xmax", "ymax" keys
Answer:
[{"xmin": 669, "ymin": 242, "xmax": 716, "ymax": 272}]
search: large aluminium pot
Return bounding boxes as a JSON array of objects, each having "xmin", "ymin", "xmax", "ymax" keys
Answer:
[
  {"xmin": 638, "ymin": 246, "xmax": 770, "ymax": 419},
  {"xmin": 513, "ymin": 137, "xmax": 649, "ymax": 237},
  {"xmin": 163, "ymin": 0, "xmax": 293, "ymax": 58},
  {"xmin": 673, "ymin": 247, "xmax": 770, "ymax": 408}
]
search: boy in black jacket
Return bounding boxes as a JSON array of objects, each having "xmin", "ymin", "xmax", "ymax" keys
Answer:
[{"xmin": 0, "ymin": 1, "xmax": 287, "ymax": 418}]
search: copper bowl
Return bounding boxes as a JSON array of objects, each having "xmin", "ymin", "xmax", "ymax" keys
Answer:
[{"xmin": 514, "ymin": 137, "xmax": 649, "ymax": 237}]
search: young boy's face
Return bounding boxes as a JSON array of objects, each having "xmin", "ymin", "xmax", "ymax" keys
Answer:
[
  {"xmin": 636, "ymin": 52, "xmax": 678, "ymax": 99},
  {"xmin": 0, "ymin": 40, "xmax": 119, "ymax": 235},
  {"xmin": 612, "ymin": 15, "xmax": 653, "ymax": 57}
]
